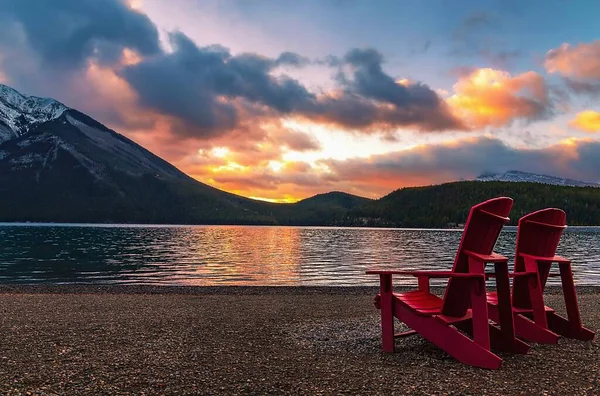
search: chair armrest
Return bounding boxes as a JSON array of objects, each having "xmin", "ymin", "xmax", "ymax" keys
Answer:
[
  {"xmin": 486, "ymin": 271, "xmax": 537, "ymax": 279},
  {"xmin": 519, "ymin": 253, "xmax": 570, "ymax": 264},
  {"xmin": 463, "ymin": 250, "xmax": 508, "ymax": 263},
  {"xmin": 365, "ymin": 270, "xmax": 484, "ymax": 279}
]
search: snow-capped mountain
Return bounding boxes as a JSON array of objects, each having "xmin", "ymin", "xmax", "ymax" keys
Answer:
[
  {"xmin": 476, "ymin": 170, "xmax": 600, "ymax": 188},
  {"xmin": 0, "ymin": 83, "xmax": 275, "ymax": 223},
  {"xmin": 0, "ymin": 84, "xmax": 68, "ymax": 143},
  {"xmin": 0, "ymin": 83, "xmax": 193, "ymax": 181}
]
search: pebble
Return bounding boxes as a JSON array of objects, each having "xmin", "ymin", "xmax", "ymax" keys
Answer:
[{"xmin": 0, "ymin": 285, "xmax": 597, "ymax": 394}]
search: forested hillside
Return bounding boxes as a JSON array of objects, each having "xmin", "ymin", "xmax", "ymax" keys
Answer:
[{"xmin": 345, "ymin": 181, "xmax": 600, "ymax": 227}]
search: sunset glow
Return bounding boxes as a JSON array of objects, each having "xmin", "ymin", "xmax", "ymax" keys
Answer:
[
  {"xmin": 570, "ymin": 110, "xmax": 600, "ymax": 133},
  {"xmin": 2, "ymin": 0, "xmax": 600, "ymax": 201}
]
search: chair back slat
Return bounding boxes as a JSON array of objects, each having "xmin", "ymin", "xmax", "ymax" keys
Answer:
[
  {"xmin": 513, "ymin": 208, "xmax": 567, "ymax": 308},
  {"xmin": 441, "ymin": 197, "xmax": 513, "ymax": 316}
]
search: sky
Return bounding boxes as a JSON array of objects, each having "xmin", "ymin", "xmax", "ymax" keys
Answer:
[{"xmin": 1, "ymin": 0, "xmax": 600, "ymax": 202}]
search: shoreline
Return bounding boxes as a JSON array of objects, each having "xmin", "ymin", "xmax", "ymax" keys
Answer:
[
  {"xmin": 2, "ymin": 222, "xmax": 600, "ymax": 229},
  {"xmin": 1, "ymin": 283, "xmax": 600, "ymax": 295}
]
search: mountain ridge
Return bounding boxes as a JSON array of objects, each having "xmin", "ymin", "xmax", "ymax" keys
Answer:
[
  {"xmin": 0, "ymin": 83, "xmax": 282, "ymax": 224},
  {"xmin": 2, "ymin": 83, "xmax": 600, "ymax": 227},
  {"xmin": 476, "ymin": 170, "xmax": 600, "ymax": 188}
]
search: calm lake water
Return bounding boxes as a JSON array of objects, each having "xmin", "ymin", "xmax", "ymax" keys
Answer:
[{"xmin": 1, "ymin": 224, "xmax": 599, "ymax": 286}]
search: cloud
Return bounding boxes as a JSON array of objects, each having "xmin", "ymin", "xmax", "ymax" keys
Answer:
[
  {"xmin": 0, "ymin": 0, "xmax": 160, "ymax": 70},
  {"xmin": 182, "ymin": 135, "xmax": 600, "ymax": 202},
  {"xmin": 563, "ymin": 78, "xmax": 600, "ymax": 96},
  {"xmin": 120, "ymin": 40, "xmax": 464, "ymax": 138},
  {"xmin": 305, "ymin": 48, "xmax": 463, "ymax": 131},
  {"xmin": 545, "ymin": 41, "xmax": 600, "ymax": 79},
  {"xmin": 118, "ymin": 31, "xmax": 315, "ymax": 138},
  {"xmin": 449, "ymin": 11, "xmax": 521, "ymax": 68},
  {"xmin": 545, "ymin": 41, "xmax": 600, "ymax": 96},
  {"xmin": 275, "ymin": 129, "xmax": 321, "ymax": 152},
  {"xmin": 569, "ymin": 110, "xmax": 600, "ymax": 133},
  {"xmin": 0, "ymin": 1, "xmax": 466, "ymax": 140},
  {"xmin": 275, "ymin": 52, "xmax": 311, "ymax": 67},
  {"xmin": 0, "ymin": 0, "xmax": 165, "ymax": 132},
  {"xmin": 447, "ymin": 68, "xmax": 551, "ymax": 128},
  {"xmin": 322, "ymin": 136, "xmax": 600, "ymax": 194}
]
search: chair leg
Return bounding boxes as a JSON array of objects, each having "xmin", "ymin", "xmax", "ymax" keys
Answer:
[
  {"xmin": 455, "ymin": 318, "xmax": 530, "ymax": 354},
  {"xmin": 489, "ymin": 324, "xmax": 530, "ymax": 353},
  {"xmin": 379, "ymin": 274, "xmax": 395, "ymax": 352},
  {"xmin": 468, "ymin": 259, "xmax": 490, "ymax": 350},
  {"xmin": 524, "ymin": 258, "xmax": 549, "ymax": 329},
  {"xmin": 547, "ymin": 312, "xmax": 596, "ymax": 341},
  {"xmin": 548, "ymin": 263, "xmax": 596, "ymax": 341},
  {"xmin": 515, "ymin": 313, "xmax": 560, "ymax": 344},
  {"xmin": 493, "ymin": 261, "xmax": 526, "ymax": 353},
  {"xmin": 488, "ymin": 304, "xmax": 559, "ymax": 344},
  {"xmin": 394, "ymin": 303, "xmax": 502, "ymax": 370}
]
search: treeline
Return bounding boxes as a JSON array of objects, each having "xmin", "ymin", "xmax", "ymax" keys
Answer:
[
  {"xmin": 344, "ymin": 181, "xmax": 600, "ymax": 227},
  {"xmin": 4, "ymin": 169, "xmax": 600, "ymax": 227}
]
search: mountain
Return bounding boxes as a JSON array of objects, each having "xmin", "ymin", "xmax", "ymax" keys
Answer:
[
  {"xmin": 0, "ymin": 84, "xmax": 68, "ymax": 142},
  {"xmin": 476, "ymin": 170, "xmax": 600, "ymax": 188},
  {"xmin": 347, "ymin": 180, "xmax": 600, "ymax": 227},
  {"xmin": 0, "ymin": 83, "xmax": 279, "ymax": 224},
  {"xmin": 3, "ymin": 83, "xmax": 600, "ymax": 227},
  {"xmin": 273, "ymin": 191, "xmax": 372, "ymax": 225}
]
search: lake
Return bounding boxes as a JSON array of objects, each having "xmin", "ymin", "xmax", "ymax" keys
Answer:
[{"xmin": 1, "ymin": 223, "xmax": 599, "ymax": 286}]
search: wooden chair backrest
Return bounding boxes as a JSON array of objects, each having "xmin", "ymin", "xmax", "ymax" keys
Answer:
[
  {"xmin": 441, "ymin": 197, "xmax": 513, "ymax": 316},
  {"xmin": 512, "ymin": 208, "xmax": 567, "ymax": 307}
]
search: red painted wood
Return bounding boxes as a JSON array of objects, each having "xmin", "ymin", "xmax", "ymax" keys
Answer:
[
  {"xmin": 441, "ymin": 197, "xmax": 513, "ymax": 317},
  {"xmin": 365, "ymin": 270, "xmax": 483, "ymax": 278},
  {"xmin": 393, "ymin": 300, "xmax": 502, "ymax": 369},
  {"xmin": 394, "ymin": 330, "xmax": 417, "ymax": 338},
  {"xmin": 378, "ymin": 274, "xmax": 395, "ymax": 353},
  {"xmin": 524, "ymin": 256, "xmax": 549, "ymax": 328},
  {"xmin": 488, "ymin": 295, "xmax": 560, "ymax": 344},
  {"xmin": 366, "ymin": 197, "xmax": 517, "ymax": 369},
  {"xmin": 547, "ymin": 312, "xmax": 596, "ymax": 341},
  {"xmin": 512, "ymin": 208, "xmax": 567, "ymax": 309},
  {"xmin": 509, "ymin": 208, "xmax": 595, "ymax": 342},
  {"xmin": 492, "ymin": 261, "xmax": 521, "ymax": 352},
  {"xmin": 417, "ymin": 276, "xmax": 430, "ymax": 293},
  {"xmin": 463, "ymin": 250, "xmax": 508, "ymax": 263}
]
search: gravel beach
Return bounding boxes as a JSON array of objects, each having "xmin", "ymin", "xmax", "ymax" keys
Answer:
[{"xmin": 0, "ymin": 285, "xmax": 598, "ymax": 395}]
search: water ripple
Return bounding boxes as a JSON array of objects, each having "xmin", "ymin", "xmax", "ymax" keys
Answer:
[{"xmin": 0, "ymin": 224, "xmax": 599, "ymax": 286}]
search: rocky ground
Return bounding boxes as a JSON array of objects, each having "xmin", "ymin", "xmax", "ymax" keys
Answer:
[{"xmin": 0, "ymin": 285, "xmax": 598, "ymax": 395}]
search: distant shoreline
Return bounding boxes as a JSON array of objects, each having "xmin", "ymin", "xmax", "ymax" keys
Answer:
[
  {"xmin": 1, "ymin": 221, "xmax": 600, "ymax": 229},
  {"xmin": 0, "ymin": 221, "xmax": 468, "ymax": 230},
  {"xmin": 1, "ymin": 284, "xmax": 599, "ymax": 295}
]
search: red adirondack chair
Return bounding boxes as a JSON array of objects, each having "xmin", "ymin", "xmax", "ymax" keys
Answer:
[
  {"xmin": 367, "ymin": 197, "xmax": 529, "ymax": 370},
  {"xmin": 488, "ymin": 208, "xmax": 595, "ymax": 343}
]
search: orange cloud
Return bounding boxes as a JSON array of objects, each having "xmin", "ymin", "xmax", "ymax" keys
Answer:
[
  {"xmin": 569, "ymin": 110, "xmax": 600, "ymax": 133},
  {"xmin": 545, "ymin": 41, "xmax": 600, "ymax": 79},
  {"xmin": 447, "ymin": 68, "xmax": 549, "ymax": 128}
]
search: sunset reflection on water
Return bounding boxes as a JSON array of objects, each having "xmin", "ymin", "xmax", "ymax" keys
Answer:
[{"xmin": 0, "ymin": 224, "xmax": 599, "ymax": 286}]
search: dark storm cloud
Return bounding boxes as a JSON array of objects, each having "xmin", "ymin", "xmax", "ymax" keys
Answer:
[
  {"xmin": 120, "ymin": 38, "xmax": 463, "ymax": 137},
  {"xmin": 274, "ymin": 52, "xmax": 311, "ymax": 67},
  {"xmin": 0, "ymin": 1, "xmax": 463, "ymax": 137},
  {"xmin": 341, "ymin": 48, "xmax": 440, "ymax": 108},
  {"xmin": 564, "ymin": 78, "xmax": 600, "ymax": 96},
  {"xmin": 119, "ymin": 32, "xmax": 316, "ymax": 137},
  {"xmin": 0, "ymin": 0, "xmax": 160, "ymax": 69},
  {"xmin": 316, "ymin": 48, "xmax": 462, "ymax": 130}
]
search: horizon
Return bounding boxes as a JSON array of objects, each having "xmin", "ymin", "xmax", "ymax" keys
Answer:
[{"xmin": 1, "ymin": 1, "xmax": 600, "ymax": 202}]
